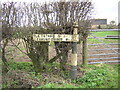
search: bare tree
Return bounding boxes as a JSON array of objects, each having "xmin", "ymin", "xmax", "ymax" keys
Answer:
[
  {"xmin": 1, "ymin": 0, "xmax": 93, "ymax": 72},
  {"xmin": 1, "ymin": 2, "xmax": 18, "ymax": 67},
  {"xmin": 40, "ymin": 1, "xmax": 93, "ymax": 70}
]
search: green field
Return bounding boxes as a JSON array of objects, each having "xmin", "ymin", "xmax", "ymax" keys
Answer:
[
  {"xmin": 88, "ymin": 31, "xmax": 119, "ymax": 44},
  {"xmin": 91, "ymin": 31, "xmax": 119, "ymax": 37}
]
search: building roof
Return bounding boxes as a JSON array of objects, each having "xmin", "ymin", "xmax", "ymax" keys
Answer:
[{"xmin": 91, "ymin": 19, "xmax": 107, "ymax": 25}]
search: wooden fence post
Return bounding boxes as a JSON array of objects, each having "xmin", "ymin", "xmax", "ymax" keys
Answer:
[
  {"xmin": 70, "ymin": 22, "xmax": 78, "ymax": 79},
  {"xmin": 82, "ymin": 35, "xmax": 88, "ymax": 65}
]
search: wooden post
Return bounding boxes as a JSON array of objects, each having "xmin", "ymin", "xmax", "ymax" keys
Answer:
[
  {"xmin": 70, "ymin": 22, "xmax": 78, "ymax": 79},
  {"xmin": 82, "ymin": 35, "xmax": 88, "ymax": 65},
  {"xmin": 48, "ymin": 45, "xmax": 52, "ymax": 61}
]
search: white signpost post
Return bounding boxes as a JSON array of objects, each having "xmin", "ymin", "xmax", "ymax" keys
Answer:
[{"xmin": 33, "ymin": 22, "xmax": 79, "ymax": 79}]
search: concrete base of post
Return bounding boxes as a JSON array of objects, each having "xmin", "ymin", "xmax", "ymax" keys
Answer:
[{"xmin": 70, "ymin": 65, "xmax": 77, "ymax": 80}]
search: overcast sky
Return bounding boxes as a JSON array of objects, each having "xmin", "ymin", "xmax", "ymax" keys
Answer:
[
  {"xmin": 1, "ymin": 0, "xmax": 120, "ymax": 24},
  {"xmin": 92, "ymin": 0, "xmax": 119, "ymax": 24}
]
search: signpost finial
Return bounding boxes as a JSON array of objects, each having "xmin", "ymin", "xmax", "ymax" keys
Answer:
[{"xmin": 73, "ymin": 22, "xmax": 78, "ymax": 28}]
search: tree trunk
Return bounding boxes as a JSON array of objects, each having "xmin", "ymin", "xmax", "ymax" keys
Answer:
[
  {"xmin": 49, "ymin": 52, "xmax": 63, "ymax": 63},
  {"xmin": 2, "ymin": 39, "xmax": 8, "ymax": 66},
  {"xmin": 27, "ymin": 52, "xmax": 43, "ymax": 73},
  {"xmin": 55, "ymin": 43, "xmax": 69, "ymax": 71},
  {"xmin": 2, "ymin": 39, "xmax": 9, "ymax": 73},
  {"xmin": 60, "ymin": 51, "xmax": 68, "ymax": 71},
  {"xmin": 27, "ymin": 42, "xmax": 49, "ymax": 73}
]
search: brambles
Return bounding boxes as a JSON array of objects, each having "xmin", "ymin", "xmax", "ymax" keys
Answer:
[{"xmin": 2, "ymin": 70, "xmax": 40, "ymax": 88}]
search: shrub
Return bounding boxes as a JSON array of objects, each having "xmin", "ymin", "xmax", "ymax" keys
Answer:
[{"xmin": 8, "ymin": 62, "xmax": 34, "ymax": 71}]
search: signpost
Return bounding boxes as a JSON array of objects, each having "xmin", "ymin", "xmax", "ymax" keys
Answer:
[
  {"xmin": 33, "ymin": 22, "xmax": 79, "ymax": 79},
  {"xmin": 33, "ymin": 34, "xmax": 79, "ymax": 42},
  {"xmin": 70, "ymin": 23, "xmax": 78, "ymax": 79}
]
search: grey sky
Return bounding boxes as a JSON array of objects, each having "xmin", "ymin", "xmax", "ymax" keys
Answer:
[
  {"xmin": 92, "ymin": 0, "xmax": 119, "ymax": 24},
  {"xmin": 118, "ymin": 1, "xmax": 120, "ymax": 24}
]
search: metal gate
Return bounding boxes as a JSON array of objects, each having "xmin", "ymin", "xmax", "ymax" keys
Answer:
[{"xmin": 87, "ymin": 29, "xmax": 120, "ymax": 64}]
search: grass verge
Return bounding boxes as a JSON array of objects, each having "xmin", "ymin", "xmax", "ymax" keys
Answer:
[{"xmin": 2, "ymin": 62, "xmax": 119, "ymax": 88}]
